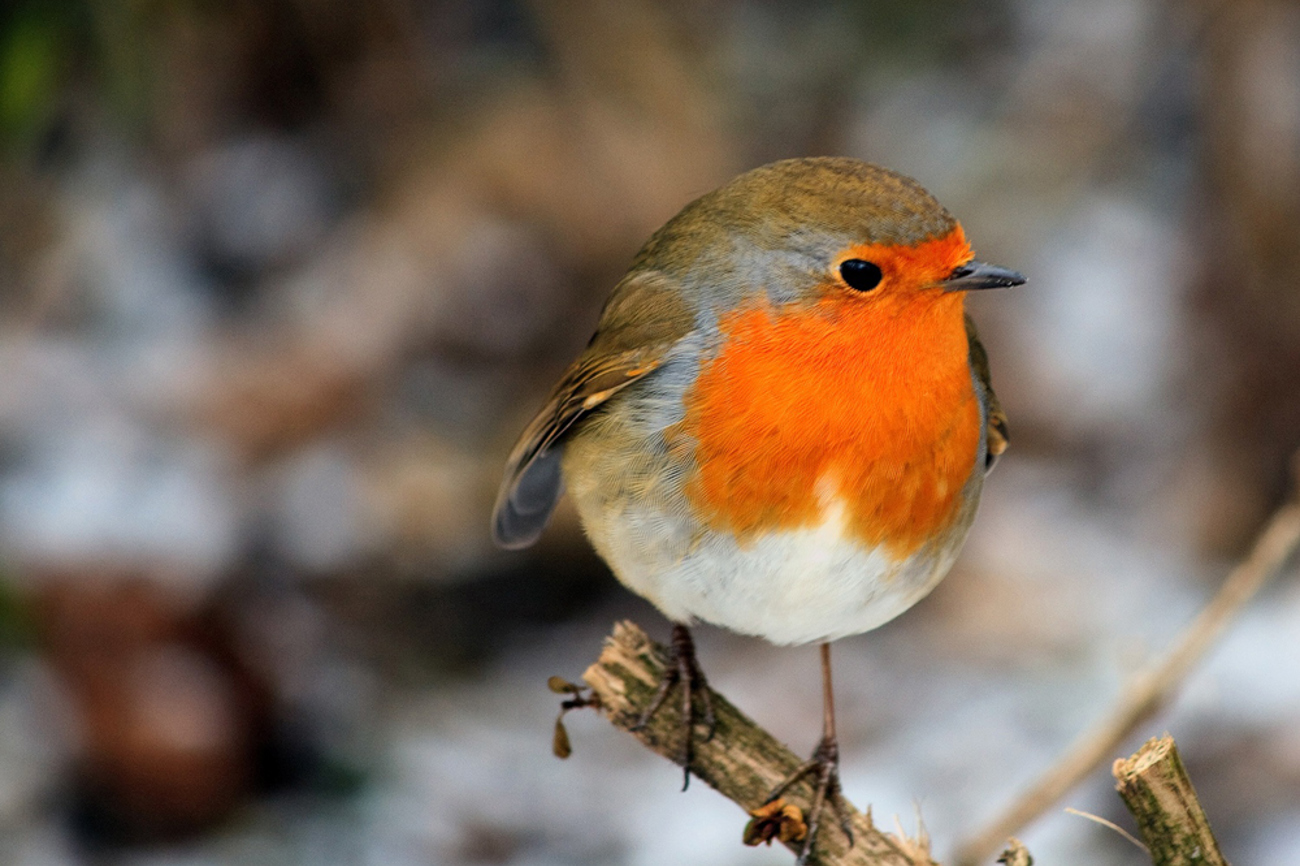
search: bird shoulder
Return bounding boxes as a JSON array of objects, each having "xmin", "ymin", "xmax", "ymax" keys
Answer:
[{"xmin": 491, "ymin": 270, "xmax": 696, "ymax": 547}]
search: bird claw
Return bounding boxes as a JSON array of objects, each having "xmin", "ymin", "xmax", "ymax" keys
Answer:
[
  {"xmin": 630, "ymin": 624, "xmax": 715, "ymax": 789},
  {"xmin": 764, "ymin": 736, "xmax": 853, "ymax": 864}
]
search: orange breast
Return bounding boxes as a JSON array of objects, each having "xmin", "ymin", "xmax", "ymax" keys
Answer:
[{"xmin": 679, "ymin": 283, "xmax": 981, "ymax": 558}]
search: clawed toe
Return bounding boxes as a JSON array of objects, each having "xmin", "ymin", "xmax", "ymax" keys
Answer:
[
  {"xmin": 631, "ymin": 624, "xmax": 715, "ymax": 789},
  {"xmin": 763, "ymin": 736, "xmax": 851, "ymax": 864}
]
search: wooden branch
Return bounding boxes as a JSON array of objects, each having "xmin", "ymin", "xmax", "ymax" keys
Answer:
[
  {"xmin": 1113, "ymin": 735, "xmax": 1229, "ymax": 866},
  {"xmin": 580, "ymin": 620, "xmax": 941, "ymax": 866},
  {"xmin": 954, "ymin": 493, "xmax": 1300, "ymax": 866}
]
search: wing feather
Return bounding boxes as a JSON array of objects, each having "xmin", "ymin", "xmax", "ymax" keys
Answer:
[
  {"xmin": 492, "ymin": 272, "xmax": 694, "ymax": 548},
  {"xmin": 965, "ymin": 313, "xmax": 1008, "ymax": 473}
]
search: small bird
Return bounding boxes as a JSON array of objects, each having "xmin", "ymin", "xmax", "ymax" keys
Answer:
[{"xmin": 492, "ymin": 157, "xmax": 1022, "ymax": 862}]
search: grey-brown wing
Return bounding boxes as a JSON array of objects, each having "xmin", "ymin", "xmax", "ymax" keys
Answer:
[
  {"xmin": 966, "ymin": 313, "xmax": 1008, "ymax": 473},
  {"xmin": 491, "ymin": 348, "xmax": 669, "ymax": 548},
  {"xmin": 491, "ymin": 271, "xmax": 695, "ymax": 549}
]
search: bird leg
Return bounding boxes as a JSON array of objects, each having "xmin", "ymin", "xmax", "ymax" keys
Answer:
[
  {"xmin": 631, "ymin": 623, "xmax": 716, "ymax": 790},
  {"xmin": 763, "ymin": 642, "xmax": 854, "ymax": 865}
]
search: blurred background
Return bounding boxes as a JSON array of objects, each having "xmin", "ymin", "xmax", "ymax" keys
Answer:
[{"xmin": 0, "ymin": 0, "xmax": 1298, "ymax": 863}]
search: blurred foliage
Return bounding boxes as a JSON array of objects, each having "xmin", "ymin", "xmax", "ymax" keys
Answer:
[
  {"xmin": 0, "ymin": 0, "xmax": 1025, "ymax": 158},
  {"xmin": 839, "ymin": 0, "xmax": 1016, "ymax": 68},
  {"xmin": 0, "ymin": 2, "xmax": 74, "ymax": 143},
  {"xmin": 0, "ymin": 0, "xmax": 169, "ymax": 147},
  {"xmin": 0, "ymin": 572, "xmax": 34, "ymax": 653}
]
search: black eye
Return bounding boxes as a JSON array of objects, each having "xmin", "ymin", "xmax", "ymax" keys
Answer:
[{"xmin": 839, "ymin": 259, "xmax": 883, "ymax": 292}]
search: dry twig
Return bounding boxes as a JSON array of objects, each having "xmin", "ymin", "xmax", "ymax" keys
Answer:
[
  {"xmin": 1063, "ymin": 807, "xmax": 1147, "ymax": 853},
  {"xmin": 1113, "ymin": 735, "xmax": 1229, "ymax": 866},
  {"xmin": 955, "ymin": 485, "xmax": 1300, "ymax": 866},
  {"xmin": 995, "ymin": 838, "xmax": 1032, "ymax": 866}
]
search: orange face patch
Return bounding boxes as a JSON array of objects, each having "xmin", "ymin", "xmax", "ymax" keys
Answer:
[
  {"xmin": 679, "ymin": 228, "xmax": 982, "ymax": 558},
  {"xmin": 830, "ymin": 224, "xmax": 974, "ymax": 295}
]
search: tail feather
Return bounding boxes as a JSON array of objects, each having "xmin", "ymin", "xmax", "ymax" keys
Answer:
[{"xmin": 492, "ymin": 448, "xmax": 564, "ymax": 549}]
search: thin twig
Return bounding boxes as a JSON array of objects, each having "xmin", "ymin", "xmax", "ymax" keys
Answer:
[
  {"xmin": 1063, "ymin": 807, "xmax": 1148, "ymax": 853},
  {"xmin": 955, "ymin": 487, "xmax": 1300, "ymax": 866},
  {"xmin": 1113, "ymin": 735, "xmax": 1229, "ymax": 866}
]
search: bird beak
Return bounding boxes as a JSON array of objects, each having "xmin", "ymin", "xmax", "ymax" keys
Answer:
[{"xmin": 941, "ymin": 260, "xmax": 1026, "ymax": 291}]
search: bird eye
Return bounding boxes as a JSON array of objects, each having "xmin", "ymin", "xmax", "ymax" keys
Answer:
[{"xmin": 839, "ymin": 259, "xmax": 883, "ymax": 292}]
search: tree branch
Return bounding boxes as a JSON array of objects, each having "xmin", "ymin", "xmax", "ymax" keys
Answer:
[
  {"xmin": 1114, "ymin": 735, "xmax": 1229, "ymax": 866},
  {"xmin": 580, "ymin": 620, "xmax": 938, "ymax": 866}
]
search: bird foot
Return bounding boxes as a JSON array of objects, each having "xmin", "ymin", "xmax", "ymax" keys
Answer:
[
  {"xmin": 630, "ymin": 624, "xmax": 716, "ymax": 790},
  {"xmin": 763, "ymin": 735, "xmax": 854, "ymax": 865}
]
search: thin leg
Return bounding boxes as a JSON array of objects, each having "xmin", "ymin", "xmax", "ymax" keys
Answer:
[
  {"xmin": 631, "ymin": 624, "xmax": 716, "ymax": 790},
  {"xmin": 764, "ymin": 642, "xmax": 854, "ymax": 864}
]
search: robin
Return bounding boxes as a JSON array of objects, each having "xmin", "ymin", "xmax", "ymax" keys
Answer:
[{"xmin": 492, "ymin": 157, "xmax": 1022, "ymax": 863}]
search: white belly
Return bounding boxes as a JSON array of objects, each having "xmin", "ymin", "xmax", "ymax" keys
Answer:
[{"xmin": 598, "ymin": 497, "xmax": 976, "ymax": 646}]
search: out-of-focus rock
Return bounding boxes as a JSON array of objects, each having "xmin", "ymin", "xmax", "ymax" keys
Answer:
[
  {"xmin": 33, "ymin": 574, "xmax": 254, "ymax": 844},
  {"xmin": 184, "ymin": 133, "xmax": 340, "ymax": 292}
]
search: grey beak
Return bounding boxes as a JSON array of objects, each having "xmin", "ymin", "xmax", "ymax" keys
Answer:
[{"xmin": 942, "ymin": 260, "xmax": 1026, "ymax": 291}]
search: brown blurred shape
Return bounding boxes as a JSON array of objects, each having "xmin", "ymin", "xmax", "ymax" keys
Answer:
[
  {"xmin": 1193, "ymin": 0, "xmax": 1300, "ymax": 552},
  {"xmin": 35, "ymin": 574, "xmax": 257, "ymax": 844}
]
